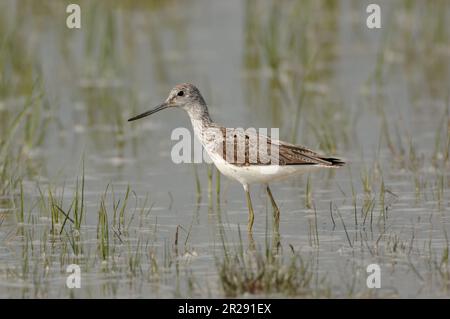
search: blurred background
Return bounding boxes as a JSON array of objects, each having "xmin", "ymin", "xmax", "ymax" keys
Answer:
[{"xmin": 0, "ymin": 0, "xmax": 449, "ymax": 298}]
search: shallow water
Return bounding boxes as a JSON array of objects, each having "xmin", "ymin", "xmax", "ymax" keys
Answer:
[{"xmin": 0, "ymin": 0, "xmax": 449, "ymax": 298}]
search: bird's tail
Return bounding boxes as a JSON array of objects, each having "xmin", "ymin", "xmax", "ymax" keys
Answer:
[{"xmin": 321, "ymin": 157, "xmax": 345, "ymax": 167}]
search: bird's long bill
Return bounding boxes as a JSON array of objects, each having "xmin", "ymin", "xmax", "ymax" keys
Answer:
[{"xmin": 128, "ymin": 103, "xmax": 169, "ymax": 122}]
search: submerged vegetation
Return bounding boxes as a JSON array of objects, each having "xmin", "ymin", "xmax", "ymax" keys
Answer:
[
  {"xmin": 218, "ymin": 235, "xmax": 326, "ymax": 297},
  {"xmin": 0, "ymin": 0, "xmax": 449, "ymax": 298}
]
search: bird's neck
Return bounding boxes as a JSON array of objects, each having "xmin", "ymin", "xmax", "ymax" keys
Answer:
[
  {"xmin": 190, "ymin": 114, "xmax": 212, "ymax": 136},
  {"xmin": 188, "ymin": 109, "xmax": 215, "ymax": 142}
]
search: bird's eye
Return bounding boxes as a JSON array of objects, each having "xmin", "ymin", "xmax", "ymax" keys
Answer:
[{"xmin": 177, "ymin": 91, "xmax": 184, "ymax": 97}]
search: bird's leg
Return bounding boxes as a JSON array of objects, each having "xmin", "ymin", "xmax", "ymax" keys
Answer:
[
  {"xmin": 266, "ymin": 185, "xmax": 280, "ymax": 223},
  {"xmin": 243, "ymin": 184, "xmax": 254, "ymax": 232},
  {"xmin": 266, "ymin": 185, "xmax": 280, "ymax": 251}
]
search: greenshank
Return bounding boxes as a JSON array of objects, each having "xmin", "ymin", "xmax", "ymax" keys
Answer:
[{"xmin": 128, "ymin": 83, "xmax": 345, "ymax": 232}]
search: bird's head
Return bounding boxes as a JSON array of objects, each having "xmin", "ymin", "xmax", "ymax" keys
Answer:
[{"xmin": 128, "ymin": 83, "xmax": 208, "ymax": 122}]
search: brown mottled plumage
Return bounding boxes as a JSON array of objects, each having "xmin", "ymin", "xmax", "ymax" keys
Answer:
[{"xmin": 203, "ymin": 126, "xmax": 345, "ymax": 167}]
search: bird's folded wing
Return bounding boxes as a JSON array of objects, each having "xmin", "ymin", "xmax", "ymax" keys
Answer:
[{"xmin": 207, "ymin": 127, "xmax": 343, "ymax": 167}]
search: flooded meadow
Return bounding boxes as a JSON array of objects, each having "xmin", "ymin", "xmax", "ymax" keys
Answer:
[{"xmin": 0, "ymin": 0, "xmax": 449, "ymax": 298}]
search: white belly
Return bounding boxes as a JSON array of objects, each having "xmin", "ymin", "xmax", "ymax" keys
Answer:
[{"xmin": 209, "ymin": 152, "xmax": 323, "ymax": 185}]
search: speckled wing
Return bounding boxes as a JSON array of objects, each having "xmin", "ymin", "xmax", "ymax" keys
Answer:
[{"xmin": 206, "ymin": 127, "xmax": 344, "ymax": 167}]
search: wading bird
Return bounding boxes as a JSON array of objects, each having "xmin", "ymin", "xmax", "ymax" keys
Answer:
[{"xmin": 129, "ymin": 83, "xmax": 344, "ymax": 232}]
